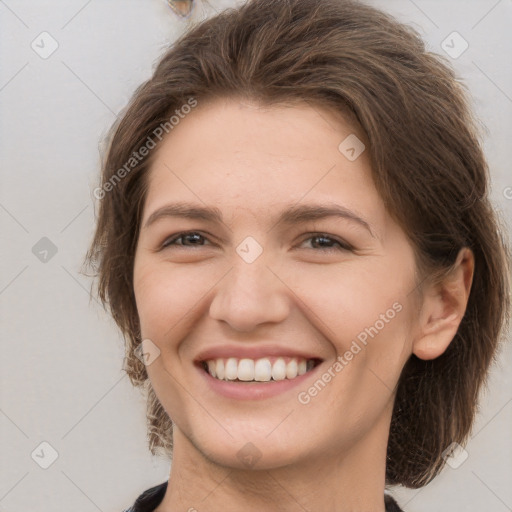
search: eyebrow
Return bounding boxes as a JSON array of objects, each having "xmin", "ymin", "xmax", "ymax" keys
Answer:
[{"xmin": 143, "ymin": 201, "xmax": 376, "ymax": 237}]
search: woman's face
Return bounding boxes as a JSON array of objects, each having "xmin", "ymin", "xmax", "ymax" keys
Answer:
[{"xmin": 133, "ymin": 98, "xmax": 421, "ymax": 470}]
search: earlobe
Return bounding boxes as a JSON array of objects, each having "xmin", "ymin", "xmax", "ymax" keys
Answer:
[{"xmin": 412, "ymin": 247, "xmax": 475, "ymax": 361}]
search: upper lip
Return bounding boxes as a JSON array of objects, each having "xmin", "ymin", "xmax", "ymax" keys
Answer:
[{"xmin": 195, "ymin": 345, "xmax": 324, "ymax": 363}]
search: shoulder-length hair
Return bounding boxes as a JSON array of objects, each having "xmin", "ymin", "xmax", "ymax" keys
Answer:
[{"xmin": 85, "ymin": 0, "xmax": 511, "ymax": 488}]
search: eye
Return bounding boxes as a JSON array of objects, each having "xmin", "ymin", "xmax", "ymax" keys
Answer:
[
  {"xmin": 298, "ymin": 233, "xmax": 353, "ymax": 252},
  {"xmin": 159, "ymin": 231, "xmax": 352, "ymax": 252},
  {"xmin": 161, "ymin": 231, "xmax": 211, "ymax": 249}
]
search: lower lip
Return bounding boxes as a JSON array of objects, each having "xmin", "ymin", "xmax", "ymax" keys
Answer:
[{"xmin": 196, "ymin": 362, "xmax": 323, "ymax": 400}]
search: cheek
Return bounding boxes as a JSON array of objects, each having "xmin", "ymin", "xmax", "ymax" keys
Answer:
[
  {"xmin": 285, "ymin": 258, "xmax": 412, "ymax": 344},
  {"xmin": 133, "ymin": 259, "xmax": 224, "ymax": 342},
  {"xmin": 282, "ymin": 255, "xmax": 416, "ymax": 393}
]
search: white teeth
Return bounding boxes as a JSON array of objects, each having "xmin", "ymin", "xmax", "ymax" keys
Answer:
[
  {"xmin": 204, "ymin": 356, "xmax": 317, "ymax": 382},
  {"xmin": 271, "ymin": 358, "xmax": 287, "ymax": 381},
  {"xmin": 238, "ymin": 359, "xmax": 255, "ymax": 381},
  {"xmin": 254, "ymin": 358, "xmax": 272, "ymax": 381},
  {"xmin": 216, "ymin": 359, "xmax": 225, "ymax": 380},
  {"xmin": 225, "ymin": 358, "xmax": 238, "ymax": 380},
  {"xmin": 286, "ymin": 359, "xmax": 298, "ymax": 379},
  {"xmin": 207, "ymin": 360, "xmax": 216, "ymax": 378}
]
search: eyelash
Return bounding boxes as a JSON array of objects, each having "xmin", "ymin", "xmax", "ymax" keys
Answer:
[{"xmin": 160, "ymin": 231, "xmax": 353, "ymax": 252}]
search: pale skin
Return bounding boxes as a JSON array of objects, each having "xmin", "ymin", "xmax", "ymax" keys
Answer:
[{"xmin": 133, "ymin": 98, "xmax": 474, "ymax": 512}]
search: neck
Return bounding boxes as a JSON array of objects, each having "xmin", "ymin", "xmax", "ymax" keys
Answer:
[{"xmin": 154, "ymin": 411, "xmax": 391, "ymax": 512}]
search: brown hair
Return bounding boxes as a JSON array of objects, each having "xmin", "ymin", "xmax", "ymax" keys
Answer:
[{"xmin": 85, "ymin": 0, "xmax": 511, "ymax": 488}]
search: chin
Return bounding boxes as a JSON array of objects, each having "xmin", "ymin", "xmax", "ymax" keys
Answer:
[{"xmin": 186, "ymin": 425, "xmax": 311, "ymax": 470}]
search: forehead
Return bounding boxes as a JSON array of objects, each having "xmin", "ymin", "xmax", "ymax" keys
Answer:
[{"xmin": 143, "ymin": 97, "xmax": 383, "ymax": 227}]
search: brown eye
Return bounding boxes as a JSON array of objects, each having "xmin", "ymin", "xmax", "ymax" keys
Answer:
[
  {"xmin": 299, "ymin": 233, "xmax": 353, "ymax": 252},
  {"xmin": 161, "ymin": 231, "xmax": 210, "ymax": 249},
  {"xmin": 167, "ymin": 0, "xmax": 194, "ymax": 17}
]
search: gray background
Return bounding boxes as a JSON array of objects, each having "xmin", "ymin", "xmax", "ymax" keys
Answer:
[{"xmin": 1, "ymin": 0, "xmax": 511, "ymax": 511}]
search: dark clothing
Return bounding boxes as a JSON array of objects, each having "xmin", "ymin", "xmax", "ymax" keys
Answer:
[
  {"xmin": 123, "ymin": 481, "xmax": 168, "ymax": 512},
  {"xmin": 385, "ymin": 493, "xmax": 405, "ymax": 512},
  {"xmin": 124, "ymin": 481, "xmax": 405, "ymax": 511}
]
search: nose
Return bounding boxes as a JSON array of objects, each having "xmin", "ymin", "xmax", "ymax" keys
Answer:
[{"xmin": 209, "ymin": 256, "xmax": 290, "ymax": 332}]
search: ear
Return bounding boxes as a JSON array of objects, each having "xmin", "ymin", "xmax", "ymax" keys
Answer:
[{"xmin": 412, "ymin": 247, "xmax": 474, "ymax": 360}]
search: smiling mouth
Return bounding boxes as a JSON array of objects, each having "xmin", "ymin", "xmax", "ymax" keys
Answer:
[{"xmin": 200, "ymin": 356, "xmax": 322, "ymax": 382}]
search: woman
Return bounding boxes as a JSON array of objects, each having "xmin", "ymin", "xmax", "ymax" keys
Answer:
[{"xmin": 85, "ymin": 0, "xmax": 511, "ymax": 510}]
